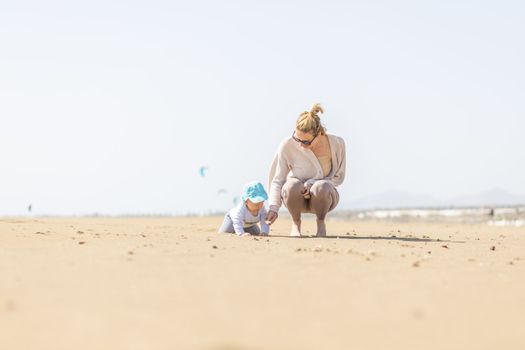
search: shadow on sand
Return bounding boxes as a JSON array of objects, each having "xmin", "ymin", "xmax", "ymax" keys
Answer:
[{"xmin": 268, "ymin": 234, "xmax": 465, "ymax": 243}]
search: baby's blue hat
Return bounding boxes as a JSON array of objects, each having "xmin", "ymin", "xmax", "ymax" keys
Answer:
[{"xmin": 241, "ymin": 181, "xmax": 268, "ymax": 203}]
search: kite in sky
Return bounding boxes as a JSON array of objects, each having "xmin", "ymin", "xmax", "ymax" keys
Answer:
[{"xmin": 199, "ymin": 166, "xmax": 208, "ymax": 178}]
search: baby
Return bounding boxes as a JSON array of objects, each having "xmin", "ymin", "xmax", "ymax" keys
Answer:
[{"xmin": 218, "ymin": 181, "xmax": 270, "ymax": 236}]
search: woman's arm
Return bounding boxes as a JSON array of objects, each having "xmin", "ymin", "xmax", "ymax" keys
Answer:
[
  {"xmin": 268, "ymin": 147, "xmax": 290, "ymax": 213},
  {"xmin": 330, "ymin": 137, "xmax": 346, "ymax": 187}
]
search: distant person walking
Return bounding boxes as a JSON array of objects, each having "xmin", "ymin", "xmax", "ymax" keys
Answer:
[{"xmin": 266, "ymin": 103, "xmax": 346, "ymax": 236}]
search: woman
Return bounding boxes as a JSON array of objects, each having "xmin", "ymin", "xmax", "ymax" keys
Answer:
[{"xmin": 266, "ymin": 103, "xmax": 346, "ymax": 237}]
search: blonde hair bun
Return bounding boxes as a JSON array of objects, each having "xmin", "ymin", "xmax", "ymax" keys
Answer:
[
  {"xmin": 310, "ymin": 103, "xmax": 324, "ymax": 117},
  {"xmin": 296, "ymin": 103, "xmax": 326, "ymax": 136}
]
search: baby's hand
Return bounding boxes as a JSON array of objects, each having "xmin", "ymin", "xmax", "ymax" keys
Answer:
[{"xmin": 239, "ymin": 233, "xmax": 251, "ymax": 237}]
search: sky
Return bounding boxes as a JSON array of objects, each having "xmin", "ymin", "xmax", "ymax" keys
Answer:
[{"xmin": 1, "ymin": 0, "xmax": 524, "ymax": 215}]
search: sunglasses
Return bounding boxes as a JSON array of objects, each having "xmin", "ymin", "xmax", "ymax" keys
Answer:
[{"xmin": 292, "ymin": 132, "xmax": 317, "ymax": 146}]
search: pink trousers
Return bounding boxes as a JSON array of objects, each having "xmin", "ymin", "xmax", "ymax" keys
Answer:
[{"xmin": 281, "ymin": 178, "xmax": 339, "ymax": 222}]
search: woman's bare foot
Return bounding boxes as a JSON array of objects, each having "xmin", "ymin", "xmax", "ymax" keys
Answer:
[
  {"xmin": 316, "ymin": 219, "xmax": 327, "ymax": 237},
  {"xmin": 290, "ymin": 222, "xmax": 302, "ymax": 237}
]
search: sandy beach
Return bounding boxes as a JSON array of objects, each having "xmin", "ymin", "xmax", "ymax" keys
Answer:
[{"xmin": 1, "ymin": 216, "xmax": 524, "ymax": 350}]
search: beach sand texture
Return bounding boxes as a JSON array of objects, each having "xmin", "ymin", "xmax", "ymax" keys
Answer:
[{"xmin": 1, "ymin": 216, "xmax": 524, "ymax": 350}]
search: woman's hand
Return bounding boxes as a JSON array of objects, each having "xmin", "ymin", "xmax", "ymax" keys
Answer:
[
  {"xmin": 302, "ymin": 182, "xmax": 313, "ymax": 199},
  {"xmin": 266, "ymin": 210, "xmax": 278, "ymax": 225}
]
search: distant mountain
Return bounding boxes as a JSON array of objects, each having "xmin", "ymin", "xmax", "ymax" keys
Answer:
[
  {"xmin": 342, "ymin": 188, "xmax": 525, "ymax": 210},
  {"xmin": 449, "ymin": 188, "xmax": 525, "ymax": 207},
  {"xmin": 343, "ymin": 190, "xmax": 443, "ymax": 210}
]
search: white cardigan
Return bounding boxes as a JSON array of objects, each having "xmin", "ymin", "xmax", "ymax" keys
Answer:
[{"xmin": 268, "ymin": 133, "xmax": 347, "ymax": 212}]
